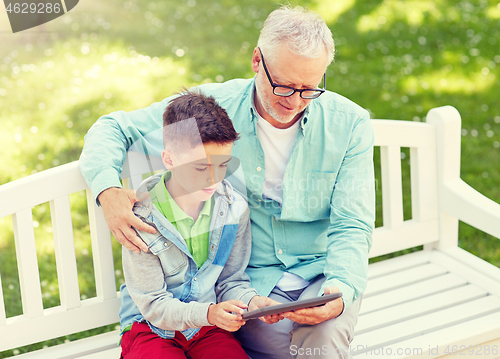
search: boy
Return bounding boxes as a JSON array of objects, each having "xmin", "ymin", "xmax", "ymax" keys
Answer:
[{"xmin": 119, "ymin": 91, "xmax": 277, "ymax": 358}]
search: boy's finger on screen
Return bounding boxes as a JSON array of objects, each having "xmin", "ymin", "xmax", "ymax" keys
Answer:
[
  {"xmin": 227, "ymin": 305, "xmax": 244, "ymax": 315},
  {"xmin": 219, "ymin": 307, "xmax": 243, "ymax": 320},
  {"xmin": 225, "ymin": 300, "xmax": 247, "ymax": 309}
]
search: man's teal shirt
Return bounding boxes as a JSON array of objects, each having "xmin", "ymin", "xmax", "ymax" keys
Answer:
[{"xmin": 79, "ymin": 77, "xmax": 375, "ymax": 310}]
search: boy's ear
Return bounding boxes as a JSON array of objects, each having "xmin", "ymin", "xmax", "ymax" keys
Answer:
[{"xmin": 161, "ymin": 149, "xmax": 174, "ymax": 170}]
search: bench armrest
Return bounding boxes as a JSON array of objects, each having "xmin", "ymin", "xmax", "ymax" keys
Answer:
[{"xmin": 441, "ymin": 178, "xmax": 500, "ymax": 239}]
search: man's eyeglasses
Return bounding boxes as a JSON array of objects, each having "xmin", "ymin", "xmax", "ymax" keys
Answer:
[{"xmin": 258, "ymin": 47, "xmax": 326, "ymax": 100}]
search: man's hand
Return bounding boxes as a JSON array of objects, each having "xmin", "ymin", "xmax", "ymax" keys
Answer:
[
  {"xmin": 207, "ymin": 300, "xmax": 247, "ymax": 332},
  {"xmin": 248, "ymin": 295, "xmax": 286, "ymax": 324},
  {"xmin": 98, "ymin": 187, "xmax": 156, "ymax": 253},
  {"xmin": 282, "ymin": 286, "xmax": 344, "ymax": 325}
]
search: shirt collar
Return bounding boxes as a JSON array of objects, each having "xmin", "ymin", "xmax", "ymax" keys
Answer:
[
  {"xmin": 151, "ymin": 171, "xmax": 212, "ymax": 224},
  {"xmin": 249, "ymin": 77, "xmax": 258, "ymax": 121},
  {"xmin": 198, "ymin": 196, "xmax": 213, "ymax": 218}
]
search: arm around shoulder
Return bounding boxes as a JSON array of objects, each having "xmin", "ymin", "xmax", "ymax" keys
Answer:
[{"xmin": 322, "ymin": 111, "xmax": 375, "ymax": 310}]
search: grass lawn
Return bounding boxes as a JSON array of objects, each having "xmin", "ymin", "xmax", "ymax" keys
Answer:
[{"xmin": 0, "ymin": 0, "xmax": 499, "ymax": 356}]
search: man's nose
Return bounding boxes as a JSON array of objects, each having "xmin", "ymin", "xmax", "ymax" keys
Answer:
[{"xmin": 285, "ymin": 92, "xmax": 302, "ymax": 108}]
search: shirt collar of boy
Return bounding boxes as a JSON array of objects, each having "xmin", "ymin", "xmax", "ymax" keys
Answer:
[{"xmin": 150, "ymin": 171, "xmax": 213, "ymax": 224}]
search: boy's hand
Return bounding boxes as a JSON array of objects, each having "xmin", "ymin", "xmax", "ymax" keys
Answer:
[
  {"xmin": 248, "ymin": 295, "xmax": 286, "ymax": 324},
  {"xmin": 207, "ymin": 300, "xmax": 247, "ymax": 332},
  {"xmin": 98, "ymin": 187, "xmax": 156, "ymax": 253}
]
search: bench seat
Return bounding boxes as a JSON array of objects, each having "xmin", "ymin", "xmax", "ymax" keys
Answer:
[
  {"xmin": 354, "ymin": 249, "xmax": 500, "ymax": 358},
  {"xmin": 14, "ymin": 331, "xmax": 121, "ymax": 359}
]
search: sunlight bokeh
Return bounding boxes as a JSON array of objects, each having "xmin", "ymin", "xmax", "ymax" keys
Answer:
[
  {"xmin": 311, "ymin": 0, "xmax": 356, "ymax": 24},
  {"xmin": 486, "ymin": 2, "xmax": 500, "ymax": 19},
  {"xmin": 357, "ymin": 0, "xmax": 446, "ymax": 32},
  {"xmin": 402, "ymin": 67, "xmax": 497, "ymax": 95}
]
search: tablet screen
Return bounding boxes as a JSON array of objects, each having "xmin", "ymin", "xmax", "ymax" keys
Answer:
[{"xmin": 242, "ymin": 292, "xmax": 342, "ymax": 320}]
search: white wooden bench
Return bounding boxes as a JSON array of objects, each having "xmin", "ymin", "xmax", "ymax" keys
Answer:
[{"xmin": 1, "ymin": 106, "xmax": 499, "ymax": 358}]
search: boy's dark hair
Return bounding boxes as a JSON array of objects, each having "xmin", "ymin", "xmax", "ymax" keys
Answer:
[{"xmin": 162, "ymin": 90, "xmax": 239, "ymax": 152}]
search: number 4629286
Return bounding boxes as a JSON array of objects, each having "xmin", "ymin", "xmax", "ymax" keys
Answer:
[{"xmin": 6, "ymin": 3, "xmax": 62, "ymax": 14}]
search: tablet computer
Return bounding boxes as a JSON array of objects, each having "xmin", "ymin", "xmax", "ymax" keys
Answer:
[{"xmin": 242, "ymin": 292, "xmax": 342, "ymax": 320}]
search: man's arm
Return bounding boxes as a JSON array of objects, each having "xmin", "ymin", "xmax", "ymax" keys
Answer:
[
  {"xmin": 320, "ymin": 110, "xmax": 375, "ymax": 308},
  {"xmin": 285, "ymin": 111, "xmax": 375, "ymax": 324},
  {"xmin": 79, "ymin": 99, "xmax": 174, "ymax": 251}
]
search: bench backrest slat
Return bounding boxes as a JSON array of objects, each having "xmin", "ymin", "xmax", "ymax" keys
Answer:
[
  {"xmin": 87, "ymin": 190, "xmax": 117, "ymax": 300},
  {"xmin": 426, "ymin": 106, "xmax": 462, "ymax": 248},
  {"xmin": 13, "ymin": 208, "xmax": 44, "ymax": 318},
  {"xmin": 380, "ymin": 145, "xmax": 404, "ymax": 229},
  {"xmin": 51, "ymin": 196, "xmax": 81, "ymax": 309},
  {"xmin": 409, "ymin": 146, "xmax": 439, "ymax": 222}
]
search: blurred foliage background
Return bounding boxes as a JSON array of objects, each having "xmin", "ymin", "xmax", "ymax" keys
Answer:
[{"xmin": 0, "ymin": 0, "xmax": 499, "ymax": 356}]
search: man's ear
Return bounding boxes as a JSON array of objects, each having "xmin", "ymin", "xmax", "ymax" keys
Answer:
[
  {"xmin": 161, "ymin": 149, "xmax": 174, "ymax": 170},
  {"xmin": 251, "ymin": 47, "xmax": 261, "ymax": 74}
]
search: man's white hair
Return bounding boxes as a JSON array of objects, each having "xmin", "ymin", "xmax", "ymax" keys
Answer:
[{"xmin": 257, "ymin": 5, "xmax": 335, "ymax": 64}]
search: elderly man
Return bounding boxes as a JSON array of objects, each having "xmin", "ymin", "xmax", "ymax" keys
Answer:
[{"xmin": 80, "ymin": 5, "xmax": 374, "ymax": 359}]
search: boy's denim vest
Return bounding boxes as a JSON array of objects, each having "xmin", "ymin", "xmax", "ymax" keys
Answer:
[{"xmin": 119, "ymin": 174, "xmax": 247, "ymax": 340}]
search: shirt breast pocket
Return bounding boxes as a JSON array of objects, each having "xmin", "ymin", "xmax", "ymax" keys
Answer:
[
  {"xmin": 305, "ymin": 172, "xmax": 337, "ymax": 219},
  {"xmin": 148, "ymin": 237, "xmax": 188, "ymax": 277}
]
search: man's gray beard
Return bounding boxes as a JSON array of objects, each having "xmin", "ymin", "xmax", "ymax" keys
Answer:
[
  {"xmin": 271, "ymin": 109, "xmax": 296, "ymax": 124},
  {"xmin": 255, "ymin": 80, "xmax": 298, "ymax": 124}
]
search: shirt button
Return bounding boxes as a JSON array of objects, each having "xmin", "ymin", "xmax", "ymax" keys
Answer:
[
  {"xmin": 256, "ymin": 167, "xmax": 262, "ymax": 172},
  {"xmin": 164, "ymin": 242, "xmax": 168, "ymax": 247},
  {"xmin": 220, "ymin": 211, "xmax": 224, "ymax": 216},
  {"xmin": 278, "ymin": 249, "xmax": 283, "ymax": 255},
  {"xmin": 194, "ymin": 277, "xmax": 197, "ymax": 281}
]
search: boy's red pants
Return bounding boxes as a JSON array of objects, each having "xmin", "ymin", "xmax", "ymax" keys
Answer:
[{"xmin": 120, "ymin": 322, "xmax": 249, "ymax": 359}]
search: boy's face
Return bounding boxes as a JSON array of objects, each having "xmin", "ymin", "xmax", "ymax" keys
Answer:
[{"xmin": 161, "ymin": 141, "xmax": 234, "ymax": 202}]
